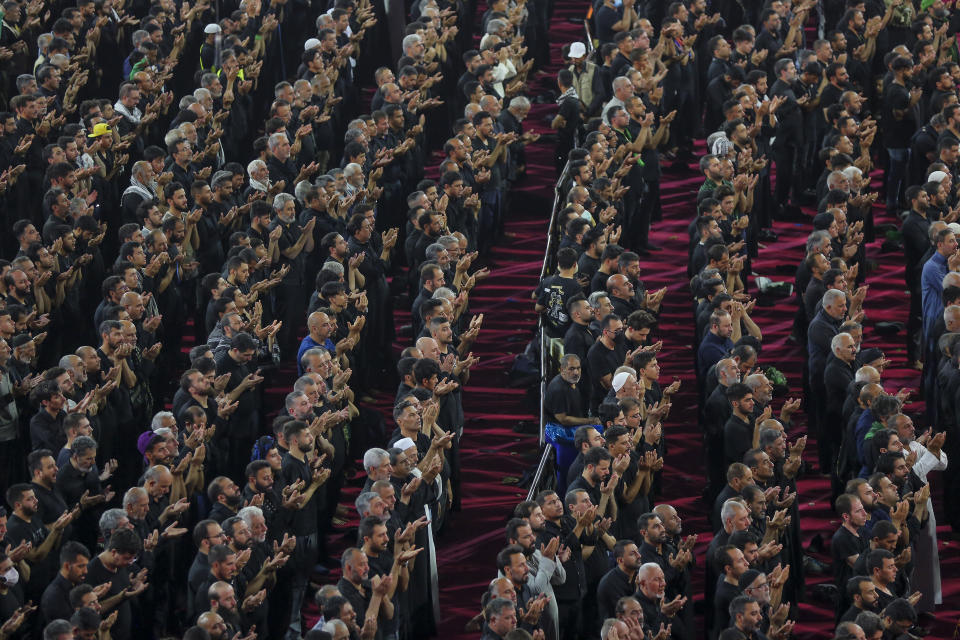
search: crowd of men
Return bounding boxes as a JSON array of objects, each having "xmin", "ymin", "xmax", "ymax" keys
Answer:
[
  {"xmin": 520, "ymin": 0, "xmax": 960, "ymax": 639},
  {"xmin": 0, "ymin": 0, "xmax": 553, "ymax": 635}
]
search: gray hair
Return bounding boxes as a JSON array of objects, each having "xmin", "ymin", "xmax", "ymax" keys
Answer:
[
  {"xmin": 131, "ymin": 160, "xmax": 151, "ymax": 181},
  {"xmin": 131, "ymin": 29, "xmax": 150, "ymax": 47},
  {"xmin": 193, "ymin": 87, "xmax": 212, "ymax": 102},
  {"xmin": 151, "ymin": 411, "xmax": 175, "ymax": 432},
  {"xmin": 743, "ymin": 373, "xmax": 767, "ymax": 391},
  {"xmin": 267, "ymin": 132, "xmax": 289, "ymax": 151},
  {"xmin": 36, "ymin": 33, "xmax": 53, "ymax": 54},
  {"xmin": 143, "ymin": 465, "xmax": 170, "ymax": 482},
  {"xmin": 201, "ymin": 73, "xmax": 220, "ymax": 88},
  {"xmin": 295, "ymin": 179, "xmax": 313, "ymax": 205},
  {"xmin": 163, "ymin": 130, "xmax": 183, "ymax": 147},
  {"xmin": 842, "ymin": 166, "xmax": 862, "ymax": 181},
  {"xmin": 344, "ymin": 162, "xmax": 364, "ymax": 179},
  {"xmin": 588, "ymin": 291, "xmax": 610, "ymax": 308},
  {"xmin": 854, "ymin": 366, "xmax": 878, "ymax": 383},
  {"xmin": 284, "ymin": 390, "xmax": 307, "ymax": 411},
  {"xmin": 827, "ymin": 170, "xmax": 847, "ymax": 190},
  {"xmin": 247, "ymin": 158, "xmax": 267, "ymax": 177},
  {"xmin": 322, "ymin": 261, "xmax": 344, "ymax": 276},
  {"xmin": 464, "ymin": 103, "xmax": 481, "ymax": 121},
  {"xmin": 43, "ymin": 620, "xmax": 73, "ymax": 640},
  {"xmin": 122, "ymin": 486, "xmax": 147, "ymax": 509},
  {"xmin": 612, "ymin": 76, "xmax": 633, "ymax": 92},
  {"xmin": 98, "ymin": 508, "xmax": 128, "ymax": 536},
  {"xmin": 58, "ymin": 354, "xmax": 81, "ymax": 370},
  {"xmin": 438, "ymin": 235, "xmax": 459, "ymax": 250},
  {"xmin": 238, "ymin": 505, "xmax": 264, "ymax": 529},
  {"xmin": 831, "ymin": 332, "xmax": 852, "ymax": 354},
  {"xmin": 293, "ymin": 375, "xmax": 317, "ymax": 393},
  {"xmin": 823, "ymin": 288, "xmax": 846, "ymax": 308},
  {"xmin": 806, "ymin": 230, "xmax": 831, "ymax": 253},
  {"xmin": 273, "ymin": 192, "xmax": 295, "ymax": 212},
  {"xmin": 363, "ymin": 447, "xmax": 390, "ymax": 472},
  {"xmin": 720, "ymin": 498, "xmax": 747, "ymax": 525},
  {"xmin": 425, "ymin": 243, "xmax": 446, "ymax": 261},
  {"xmin": 758, "ymin": 428, "xmax": 782, "ymax": 449},
  {"xmin": 486, "ymin": 19, "xmax": 507, "ymax": 35},
  {"xmin": 322, "ymin": 620, "xmax": 349, "ymax": 635},
  {"xmin": 178, "ymin": 95, "xmax": 198, "ymax": 110},
  {"xmin": 402, "ymin": 34, "xmax": 422, "ymax": 51},
  {"xmin": 344, "ymin": 128, "xmax": 365, "ymax": 145},
  {"xmin": 355, "ymin": 491, "xmax": 380, "ymax": 516},
  {"xmin": 509, "ymin": 96, "xmax": 531, "ymax": 111},
  {"xmin": 432, "ymin": 287, "xmax": 455, "ymax": 301},
  {"xmin": 300, "ymin": 346, "xmax": 329, "ymax": 371},
  {"xmin": 479, "ymin": 95, "xmax": 499, "ymax": 110}
]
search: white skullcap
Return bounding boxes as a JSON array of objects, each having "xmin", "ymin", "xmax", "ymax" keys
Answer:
[
  {"xmin": 928, "ymin": 170, "xmax": 949, "ymax": 183},
  {"xmin": 395, "ymin": 437, "xmax": 417, "ymax": 451},
  {"xmin": 612, "ymin": 371, "xmax": 631, "ymax": 392}
]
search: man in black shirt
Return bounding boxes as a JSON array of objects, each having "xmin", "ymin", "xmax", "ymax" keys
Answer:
[
  {"xmin": 85, "ymin": 528, "xmax": 147, "ymax": 640},
  {"xmin": 6, "ymin": 483, "xmax": 76, "ymax": 602},
  {"xmin": 552, "ymin": 69, "xmax": 584, "ymax": 173},
  {"xmin": 40, "ymin": 540, "xmax": 90, "ymax": 624},
  {"xmin": 215, "ymin": 333, "xmax": 265, "ymax": 480},
  {"xmin": 723, "ymin": 383, "xmax": 756, "ymax": 468},
  {"xmin": 839, "ymin": 575, "xmax": 880, "ymax": 623},
  {"xmin": 29, "ymin": 381, "xmax": 67, "ymax": 453},
  {"xmin": 882, "ymin": 56, "xmax": 922, "ymax": 215},
  {"xmin": 713, "ymin": 544, "xmax": 749, "ymax": 634},
  {"xmin": 769, "ymin": 58, "xmax": 807, "ymax": 214},
  {"xmin": 597, "ymin": 540, "xmax": 641, "ymax": 620},
  {"xmin": 636, "ymin": 562, "xmax": 686, "ymax": 639},
  {"xmin": 281, "ymin": 419, "xmax": 330, "ymax": 639},
  {"xmin": 544, "ymin": 355, "xmax": 592, "ymax": 426},
  {"xmin": 270, "ymin": 193, "xmax": 315, "ymax": 356},
  {"xmin": 535, "ymin": 247, "xmax": 583, "ymax": 339},
  {"xmin": 900, "ymin": 185, "xmax": 932, "ymax": 367},
  {"xmin": 832, "ymin": 493, "xmax": 871, "ymax": 592},
  {"xmin": 587, "ymin": 314, "xmax": 626, "ymax": 410}
]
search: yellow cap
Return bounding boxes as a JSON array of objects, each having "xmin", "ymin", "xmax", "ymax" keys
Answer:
[{"xmin": 87, "ymin": 122, "xmax": 111, "ymax": 138}]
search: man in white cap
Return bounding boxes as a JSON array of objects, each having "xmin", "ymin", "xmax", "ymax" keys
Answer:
[
  {"xmin": 610, "ymin": 368, "xmax": 639, "ymax": 403},
  {"xmin": 567, "ymin": 41, "xmax": 603, "ymax": 118},
  {"xmin": 200, "ymin": 23, "xmax": 222, "ymax": 72}
]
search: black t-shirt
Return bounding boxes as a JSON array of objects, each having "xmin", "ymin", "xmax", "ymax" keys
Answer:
[
  {"xmin": 563, "ymin": 322, "xmax": 595, "ymax": 362},
  {"xmin": 544, "ymin": 374, "xmax": 585, "ymax": 423},
  {"xmin": 86, "ymin": 556, "xmax": 133, "ymax": 640},
  {"xmin": 881, "ymin": 81, "xmax": 914, "ymax": 148},
  {"xmin": 587, "ymin": 339, "xmax": 624, "ymax": 407},
  {"xmin": 723, "ymin": 414, "xmax": 753, "ymax": 466},
  {"xmin": 30, "ymin": 482, "xmax": 67, "ymax": 525},
  {"xmin": 535, "ymin": 273, "xmax": 582, "ymax": 337},
  {"xmin": 831, "ymin": 525, "xmax": 868, "ymax": 589},
  {"xmin": 6, "ymin": 513, "xmax": 57, "ymax": 599},
  {"xmin": 215, "ymin": 351, "xmax": 258, "ymax": 439},
  {"xmin": 557, "ymin": 95, "xmax": 582, "ymax": 148},
  {"xmin": 281, "ymin": 452, "xmax": 319, "ymax": 535},
  {"xmin": 594, "ymin": 5, "xmax": 622, "ymax": 44},
  {"xmin": 270, "ymin": 216, "xmax": 306, "ymax": 285}
]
